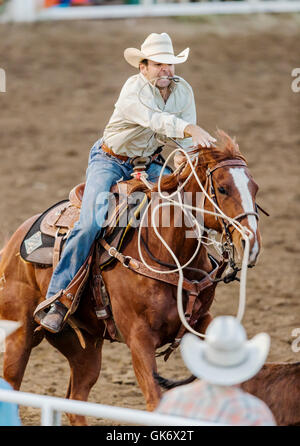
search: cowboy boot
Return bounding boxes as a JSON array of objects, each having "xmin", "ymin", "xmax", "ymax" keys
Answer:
[{"xmin": 40, "ymin": 301, "xmax": 68, "ymax": 333}]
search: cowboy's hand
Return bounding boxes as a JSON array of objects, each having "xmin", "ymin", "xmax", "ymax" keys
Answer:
[{"xmin": 184, "ymin": 124, "xmax": 216, "ymax": 148}]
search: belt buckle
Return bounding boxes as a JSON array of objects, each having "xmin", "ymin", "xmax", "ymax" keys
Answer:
[{"xmin": 130, "ymin": 156, "xmax": 151, "ymax": 168}]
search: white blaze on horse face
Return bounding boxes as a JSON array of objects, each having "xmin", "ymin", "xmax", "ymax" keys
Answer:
[{"xmin": 229, "ymin": 168, "xmax": 259, "ymax": 263}]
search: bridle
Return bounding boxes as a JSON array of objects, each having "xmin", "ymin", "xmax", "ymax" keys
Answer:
[
  {"xmin": 202, "ymin": 158, "xmax": 260, "ymax": 269},
  {"xmin": 175, "ymin": 152, "xmax": 260, "ymax": 272},
  {"xmin": 137, "ymin": 152, "xmax": 262, "ymax": 283}
]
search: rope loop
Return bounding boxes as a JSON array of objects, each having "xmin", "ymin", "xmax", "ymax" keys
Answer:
[{"xmin": 137, "ymin": 140, "xmax": 252, "ymax": 339}]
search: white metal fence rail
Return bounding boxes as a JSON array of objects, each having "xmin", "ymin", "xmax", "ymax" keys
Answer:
[
  {"xmin": 0, "ymin": 388, "xmax": 226, "ymax": 426},
  {"xmin": 2, "ymin": 0, "xmax": 300, "ymax": 23}
]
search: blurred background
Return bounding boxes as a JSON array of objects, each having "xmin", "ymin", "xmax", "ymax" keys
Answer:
[{"xmin": 0, "ymin": 0, "xmax": 299, "ymax": 425}]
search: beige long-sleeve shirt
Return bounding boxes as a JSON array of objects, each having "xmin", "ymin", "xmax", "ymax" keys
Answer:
[{"xmin": 103, "ymin": 73, "xmax": 196, "ymax": 158}]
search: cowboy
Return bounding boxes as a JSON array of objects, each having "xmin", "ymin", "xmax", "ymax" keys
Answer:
[
  {"xmin": 37, "ymin": 32, "xmax": 216, "ymax": 333},
  {"xmin": 156, "ymin": 316, "xmax": 276, "ymax": 426}
]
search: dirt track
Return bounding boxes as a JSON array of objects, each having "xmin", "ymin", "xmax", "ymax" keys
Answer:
[{"xmin": 0, "ymin": 13, "xmax": 300, "ymax": 425}]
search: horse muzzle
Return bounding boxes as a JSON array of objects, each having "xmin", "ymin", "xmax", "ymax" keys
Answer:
[{"xmin": 232, "ymin": 227, "xmax": 261, "ymax": 268}]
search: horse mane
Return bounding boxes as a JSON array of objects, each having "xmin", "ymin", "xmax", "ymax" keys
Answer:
[{"xmin": 151, "ymin": 129, "xmax": 247, "ymax": 193}]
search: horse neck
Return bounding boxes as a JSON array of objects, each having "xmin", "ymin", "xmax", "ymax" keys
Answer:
[
  {"xmin": 141, "ymin": 222, "xmax": 208, "ymax": 273},
  {"xmin": 181, "ymin": 162, "xmax": 224, "ymax": 233},
  {"xmin": 136, "ymin": 158, "xmax": 226, "ymax": 266},
  {"xmin": 140, "ymin": 181, "xmax": 208, "ymax": 268}
]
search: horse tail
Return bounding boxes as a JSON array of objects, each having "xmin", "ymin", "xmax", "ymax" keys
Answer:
[{"xmin": 153, "ymin": 372, "xmax": 197, "ymax": 390}]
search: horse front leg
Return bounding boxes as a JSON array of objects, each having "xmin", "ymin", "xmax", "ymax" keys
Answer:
[
  {"xmin": 128, "ymin": 324, "xmax": 161, "ymax": 411},
  {"xmin": 45, "ymin": 328, "xmax": 103, "ymax": 426},
  {"xmin": 0, "ymin": 290, "xmax": 43, "ymax": 390},
  {"xmin": 3, "ymin": 322, "xmax": 39, "ymax": 390}
]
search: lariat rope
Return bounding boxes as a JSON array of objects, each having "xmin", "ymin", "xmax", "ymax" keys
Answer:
[
  {"xmin": 136, "ymin": 76, "xmax": 251, "ymax": 338},
  {"xmin": 137, "ymin": 145, "xmax": 252, "ymax": 338}
]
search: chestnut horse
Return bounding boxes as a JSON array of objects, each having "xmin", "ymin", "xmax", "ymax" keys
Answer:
[{"xmin": 0, "ymin": 131, "xmax": 261, "ymax": 425}]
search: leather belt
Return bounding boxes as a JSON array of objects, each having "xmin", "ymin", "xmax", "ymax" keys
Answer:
[
  {"xmin": 101, "ymin": 143, "xmax": 162, "ymax": 164},
  {"xmin": 102, "ymin": 143, "xmax": 130, "ymax": 162}
]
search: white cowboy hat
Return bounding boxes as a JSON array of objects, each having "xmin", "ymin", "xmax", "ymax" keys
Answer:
[
  {"xmin": 0, "ymin": 320, "xmax": 21, "ymax": 341},
  {"xmin": 180, "ymin": 316, "xmax": 270, "ymax": 386},
  {"xmin": 124, "ymin": 33, "xmax": 189, "ymax": 68}
]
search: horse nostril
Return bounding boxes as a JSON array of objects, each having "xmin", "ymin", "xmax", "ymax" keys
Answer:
[{"xmin": 241, "ymin": 240, "xmax": 245, "ymax": 250}]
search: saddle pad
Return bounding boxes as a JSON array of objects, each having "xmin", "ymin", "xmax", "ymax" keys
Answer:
[{"xmin": 20, "ymin": 200, "xmax": 68, "ymax": 266}]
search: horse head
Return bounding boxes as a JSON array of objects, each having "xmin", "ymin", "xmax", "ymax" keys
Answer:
[{"xmin": 176, "ymin": 130, "xmax": 261, "ymax": 268}]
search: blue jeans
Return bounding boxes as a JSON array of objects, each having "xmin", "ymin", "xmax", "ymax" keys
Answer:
[{"xmin": 46, "ymin": 139, "xmax": 172, "ymax": 298}]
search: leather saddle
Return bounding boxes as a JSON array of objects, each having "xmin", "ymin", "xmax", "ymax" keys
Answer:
[
  {"xmin": 20, "ymin": 180, "xmax": 150, "ymax": 269},
  {"xmin": 40, "ymin": 181, "xmax": 144, "ymax": 237}
]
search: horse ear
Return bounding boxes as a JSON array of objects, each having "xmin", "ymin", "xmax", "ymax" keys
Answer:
[
  {"xmin": 215, "ymin": 127, "xmax": 220, "ymax": 143},
  {"xmin": 214, "ymin": 128, "xmax": 229, "ymax": 149},
  {"xmin": 215, "ymin": 129, "xmax": 241, "ymax": 156}
]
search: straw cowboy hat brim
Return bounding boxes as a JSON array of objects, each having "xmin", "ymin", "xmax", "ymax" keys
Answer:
[
  {"xmin": 0, "ymin": 320, "xmax": 21, "ymax": 339},
  {"xmin": 124, "ymin": 47, "xmax": 189, "ymax": 68},
  {"xmin": 124, "ymin": 33, "xmax": 189, "ymax": 68},
  {"xmin": 180, "ymin": 332, "xmax": 270, "ymax": 386}
]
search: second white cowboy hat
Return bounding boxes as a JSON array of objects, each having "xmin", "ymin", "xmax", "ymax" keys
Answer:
[
  {"xmin": 180, "ymin": 316, "xmax": 270, "ymax": 386},
  {"xmin": 124, "ymin": 33, "xmax": 189, "ymax": 68}
]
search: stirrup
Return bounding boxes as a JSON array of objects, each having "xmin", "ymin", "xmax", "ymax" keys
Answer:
[
  {"xmin": 40, "ymin": 303, "xmax": 68, "ymax": 334},
  {"xmin": 33, "ymin": 290, "xmax": 64, "ymax": 325}
]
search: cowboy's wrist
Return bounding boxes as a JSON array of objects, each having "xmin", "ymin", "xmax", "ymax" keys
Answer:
[{"xmin": 183, "ymin": 124, "xmax": 196, "ymax": 138}]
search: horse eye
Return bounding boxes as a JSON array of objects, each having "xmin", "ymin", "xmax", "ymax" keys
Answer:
[{"xmin": 218, "ymin": 186, "xmax": 228, "ymax": 195}]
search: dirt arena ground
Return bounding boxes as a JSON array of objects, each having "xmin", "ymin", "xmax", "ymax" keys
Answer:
[{"xmin": 0, "ymin": 13, "xmax": 299, "ymax": 426}]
